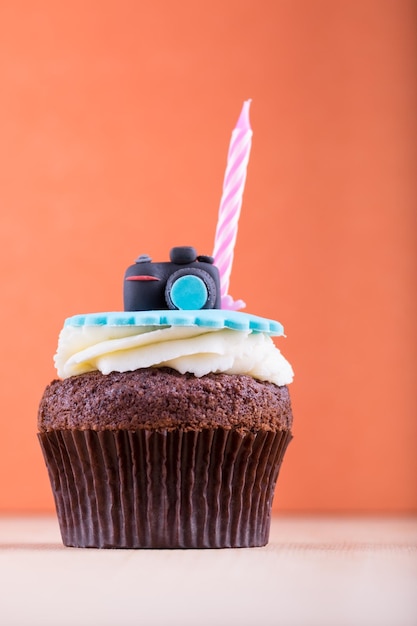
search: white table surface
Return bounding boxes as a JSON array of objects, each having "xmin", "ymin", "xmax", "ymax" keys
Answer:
[{"xmin": 0, "ymin": 515, "xmax": 416, "ymax": 626}]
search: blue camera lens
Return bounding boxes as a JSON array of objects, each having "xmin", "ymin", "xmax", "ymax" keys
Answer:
[{"xmin": 169, "ymin": 275, "xmax": 208, "ymax": 310}]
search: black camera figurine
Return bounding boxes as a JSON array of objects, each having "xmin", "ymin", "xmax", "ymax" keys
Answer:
[{"xmin": 124, "ymin": 246, "xmax": 222, "ymax": 311}]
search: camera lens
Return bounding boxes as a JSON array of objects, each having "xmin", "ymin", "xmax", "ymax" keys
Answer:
[
  {"xmin": 170, "ymin": 275, "xmax": 207, "ymax": 309},
  {"xmin": 165, "ymin": 268, "xmax": 217, "ymax": 310}
]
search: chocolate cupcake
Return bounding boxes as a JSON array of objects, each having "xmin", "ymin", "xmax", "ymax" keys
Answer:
[
  {"xmin": 38, "ymin": 364, "xmax": 292, "ymax": 548},
  {"xmin": 38, "ymin": 306, "xmax": 294, "ymax": 549}
]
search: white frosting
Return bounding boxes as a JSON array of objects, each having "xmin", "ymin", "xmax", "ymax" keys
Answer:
[{"xmin": 54, "ymin": 324, "xmax": 294, "ymax": 386}]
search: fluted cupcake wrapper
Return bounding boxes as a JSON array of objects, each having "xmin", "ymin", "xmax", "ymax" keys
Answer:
[{"xmin": 38, "ymin": 428, "xmax": 292, "ymax": 549}]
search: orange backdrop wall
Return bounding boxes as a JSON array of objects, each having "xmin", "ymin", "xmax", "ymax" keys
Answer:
[{"xmin": 0, "ymin": 0, "xmax": 415, "ymax": 513}]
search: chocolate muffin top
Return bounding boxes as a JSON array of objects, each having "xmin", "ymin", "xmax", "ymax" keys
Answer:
[{"xmin": 38, "ymin": 367, "xmax": 293, "ymax": 434}]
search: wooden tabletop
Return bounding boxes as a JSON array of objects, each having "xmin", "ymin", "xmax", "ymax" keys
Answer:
[{"xmin": 0, "ymin": 515, "xmax": 416, "ymax": 626}]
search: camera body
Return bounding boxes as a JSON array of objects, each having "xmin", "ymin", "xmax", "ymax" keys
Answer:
[{"xmin": 124, "ymin": 246, "xmax": 221, "ymax": 311}]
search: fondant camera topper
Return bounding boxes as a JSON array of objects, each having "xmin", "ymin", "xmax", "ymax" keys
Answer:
[{"xmin": 124, "ymin": 246, "xmax": 221, "ymax": 311}]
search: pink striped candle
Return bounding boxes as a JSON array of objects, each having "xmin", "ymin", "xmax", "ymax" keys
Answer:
[{"xmin": 213, "ymin": 100, "xmax": 253, "ymax": 310}]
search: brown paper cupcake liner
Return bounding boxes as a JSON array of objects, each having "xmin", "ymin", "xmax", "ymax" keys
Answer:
[{"xmin": 38, "ymin": 428, "xmax": 292, "ymax": 549}]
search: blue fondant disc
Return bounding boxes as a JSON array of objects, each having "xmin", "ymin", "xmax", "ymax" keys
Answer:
[
  {"xmin": 64, "ymin": 310, "xmax": 284, "ymax": 336},
  {"xmin": 170, "ymin": 275, "xmax": 208, "ymax": 310}
]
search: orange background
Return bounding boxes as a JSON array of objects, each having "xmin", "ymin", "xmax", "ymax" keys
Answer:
[{"xmin": 0, "ymin": 0, "xmax": 415, "ymax": 514}]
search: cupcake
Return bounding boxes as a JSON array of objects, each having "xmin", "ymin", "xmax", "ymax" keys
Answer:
[{"xmin": 38, "ymin": 103, "xmax": 294, "ymax": 548}]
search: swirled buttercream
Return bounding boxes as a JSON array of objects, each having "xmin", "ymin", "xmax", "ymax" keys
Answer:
[{"xmin": 54, "ymin": 323, "xmax": 294, "ymax": 386}]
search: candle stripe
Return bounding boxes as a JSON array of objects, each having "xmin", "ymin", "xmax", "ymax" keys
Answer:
[{"xmin": 212, "ymin": 101, "xmax": 252, "ymax": 310}]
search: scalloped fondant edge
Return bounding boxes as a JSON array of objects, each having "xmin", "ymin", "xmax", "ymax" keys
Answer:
[{"xmin": 63, "ymin": 310, "xmax": 284, "ymax": 336}]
